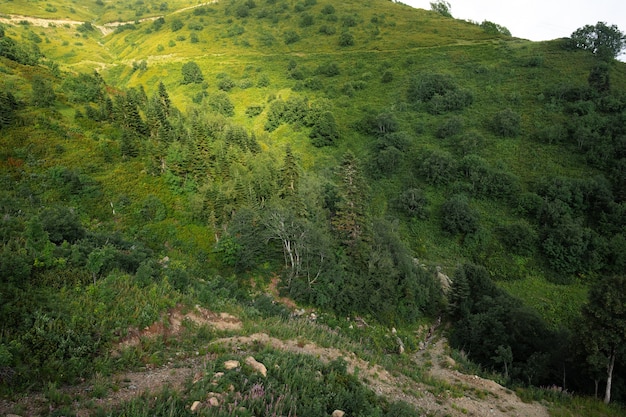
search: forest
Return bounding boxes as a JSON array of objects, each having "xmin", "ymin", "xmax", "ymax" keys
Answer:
[{"xmin": 0, "ymin": 0, "xmax": 626, "ymax": 415}]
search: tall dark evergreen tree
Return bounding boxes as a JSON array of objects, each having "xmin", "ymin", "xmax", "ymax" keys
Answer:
[{"xmin": 332, "ymin": 152, "xmax": 368, "ymax": 254}]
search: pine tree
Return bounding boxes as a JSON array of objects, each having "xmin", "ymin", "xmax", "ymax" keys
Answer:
[
  {"xmin": 157, "ymin": 81, "xmax": 171, "ymax": 117},
  {"xmin": 279, "ymin": 145, "xmax": 300, "ymax": 200},
  {"xmin": 332, "ymin": 152, "xmax": 368, "ymax": 253}
]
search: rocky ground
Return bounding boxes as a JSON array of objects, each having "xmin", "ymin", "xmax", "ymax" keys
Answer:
[{"xmin": 0, "ymin": 306, "xmax": 550, "ymax": 417}]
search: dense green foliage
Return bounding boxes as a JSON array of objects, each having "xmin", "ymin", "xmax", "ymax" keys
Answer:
[{"xmin": 0, "ymin": 0, "xmax": 625, "ymax": 413}]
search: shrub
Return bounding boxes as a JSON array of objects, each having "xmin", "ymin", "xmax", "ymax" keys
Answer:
[
  {"xmin": 245, "ymin": 104, "xmax": 264, "ymax": 117},
  {"xmin": 456, "ymin": 130, "xmax": 485, "ymax": 155},
  {"xmin": 283, "ymin": 30, "xmax": 300, "ymax": 44},
  {"xmin": 299, "ymin": 13, "xmax": 314, "ymax": 27},
  {"xmin": 441, "ymin": 194, "xmax": 479, "ymax": 235},
  {"xmin": 339, "ymin": 32, "xmax": 355, "ymax": 47},
  {"xmin": 235, "ymin": 5, "xmax": 250, "ymax": 18},
  {"xmin": 218, "ymin": 76, "xmax": 235, "ymax": 91},
  {"xmin": 181, "ymin": 61, "xmax": 204, "ymax": 84},
  {"xmin": 319, "ymin": 25, "xmax": 336, "ymax": 35},
  {"xmin": 315, "ymin": 62, "xmax": 340, "ymax": 77},
  {"xmin": 436, "ymin": 116, "xmax": 464, "ymax": 138},
  {"xmin": 491, "ymin": 108, "xmax": 521, "ymax": 137},
  {"xmin": 480, "ymin": 20, "xmax": 511, "ymax": 36},
  {"xmin": 407, "ymin": 72, "xmax": 456, "ymax": 103},
  {"xmin": 310, "ymin": 111, "xmax": 339, "ymax": 146},
  {"xmin": 381, "ymin": 70, "xmax": 393, "ymax": 83},
  {"xmin": 171, "ymin": 19, "xmax": 183, "ymax": 31},
  {"xmin": 257, "ymin": 74, "xmax": 270, "ymax": 87},
  {"xmin": 321, "ymin": 4, "xmax": 335, "ymax": 14},
  {"xmin": 341, "ymin": 14, "xmax": 358, "ymax": 28},
  {"xmin": 427, "ymin": 88, "xmax": 473, "ymax": 114},
  {"xmin": 419, "ymin": 149, "xmax": 457, "ymax": 185},
  {"xmin": 208, "ymin": 92, "xmax": 235, "ymax": 116},
  {"xmin": 395, "ymin": 188, "xmax": 429, "ymax": 219},
  {"xmin": 498, "ymin": 222, "xmax": 537, "ymax": 256},
  {"xmin": 31, "ymin": 77, "xmax": 56, "ymax": 108}
]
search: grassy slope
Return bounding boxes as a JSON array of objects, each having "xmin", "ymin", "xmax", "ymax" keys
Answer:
[{"xmin": 10, "ymin": 0, "xmax": 609, "ymax": 325}]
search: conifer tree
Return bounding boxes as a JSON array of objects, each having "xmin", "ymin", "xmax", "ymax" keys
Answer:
[
  {"xmin": 279, "ymin": 145, "xmax": 300, "ymax": 199},
  {"xmin": 332, "ymin": 152, "xmax": 368, "ymax": 253}
]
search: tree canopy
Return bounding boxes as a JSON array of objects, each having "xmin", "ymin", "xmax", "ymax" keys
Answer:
[{"xmin": 570, "ymin": 22, "xmax": 626, "ymax": 60}]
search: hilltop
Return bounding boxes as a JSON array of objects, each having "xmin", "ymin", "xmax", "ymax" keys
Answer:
[{"xmin": 1, "ymin": 0, "xmax": 625, "ymax": 415}]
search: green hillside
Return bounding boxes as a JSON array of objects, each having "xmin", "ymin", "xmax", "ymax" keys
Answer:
[{"xmin": 1, "ymin": 0, "xmax": 626, "ymax": 415}]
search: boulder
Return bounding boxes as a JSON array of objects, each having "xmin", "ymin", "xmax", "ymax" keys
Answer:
[
  {"xmin": 190, "ymin": 401, "xmax": 201, "ymax": 412},
  {"xmin": 245, "ymin": 356, "xmax": 267, "ymax": 377},
  {"xmin": 224, "ymin": 360, "xmax": 240, "ymax": 370},
  {"xmin": 332, "ymin": 410, "xmax": 346, "ymax": 417},
  {"xmin": 208, "ymin": 396, "xmax": 220, "ymax": 407}
]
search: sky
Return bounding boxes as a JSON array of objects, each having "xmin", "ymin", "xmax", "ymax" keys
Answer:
[{"xmin": 400, "ymin": 0, "xmax": 626, "ymax": 44}]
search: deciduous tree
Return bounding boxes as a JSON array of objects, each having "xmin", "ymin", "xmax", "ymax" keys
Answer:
[
  {"xmin": 580, "ymin": 275, "xmax": 626, "ymax": 404},
  {"xmin": 570, "ymin": 22, "xmax": 626, "ymax": 60}
]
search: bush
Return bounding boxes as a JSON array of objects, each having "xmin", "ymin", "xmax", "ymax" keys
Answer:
[
  {"xmin": 498, "ymin": 222, "xmax": 537, "ymax": 256},
  {"xmin": 395, "ymin": 188, "xmax": 429, "ymax": 219},
  {"xmin": 480, "ymin": 20, "xmax": 511, "ymax": 36},
  {"xmin": 310, "ymin": 111, "xmax": 339, "ymax": 147},
  {"xmin": 456, "ymin": 130, "xmax": 485, "ymax": 155},
  {"xmin": 315, "ymin": 62, "xmax": 340, "ymax": 77},
  {"xmin": 381, "ymin": 70, "xmax": 393, "ymax": 83},
  {"xmin": 491, "ymin": 108, "xmax": 521, "ymax": 137},
  {"xmin": 321, "ymin": 4, "xmax": 335, "ymax": 14},
  {"xmin": 419, "ymin": 149, "xmax": 457, "ymax": 185},
  {"xmin": 339, "ymin": 32, "xmax": 355, "ymax": 47},
  {"xmin": 341, "ymin": 14, "xmax": 358, "ymax": 27},
  {"xmin": 208, "ymin": 92, "xmax": 235, "ymax": 116},
  {"xmin": 171, "ymin": 19, "xmax": 183, "ymax": 31},
  {"xmin": 40, "ymin": 206, "xmax": 85, "ymax": 244},
  {"xmin": 218, "ymin": 76, "xmax": 235, "ymax": 91},
  {"xmin": 283, "ymin": 30, "xmax": 300, "ymax": 44},
  {"xmin": 436, "ymin": 116, "xmax": 464, "ymax": 138},
  {"xmin": 407, "ymin": 72, "xmax": 456, "ymax": 103},
  {"xmin": 319, "ymin": 25, "xmax": 336, "ymax": 35},
  {"xmin": 245, "ymin": 104, "xmax": 263, "ymax": 117},
  {"xmin": 181, "ymin": 61, "xmax": 204, "ymax": 84},
  {"xmin": 441, "ymin": 194, "xmax": 479, "ymax": 235},
  {"xmin": 299, "ymin": 13, "xmax": 314, "ymax": 27},
  {"xmin": 427, "ymin": 89, "xmax": 473, "ymax": 114}
]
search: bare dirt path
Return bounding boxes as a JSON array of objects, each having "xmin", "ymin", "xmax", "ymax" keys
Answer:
[
  {"xmin": 415, "ymin": 338, "xmax": 550, "ymax": 417},
  {"xmin": 0, "ymin": 2, "xmax": 218, "ymax": 36}
]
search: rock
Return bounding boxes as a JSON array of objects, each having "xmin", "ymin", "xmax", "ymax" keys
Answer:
[
  {"xmin": 208, "ymin": 396, "xmax": 220, "ymax": 407},
  {"xmin": 396, "ymin": 336, "xmax": 405, "ymax": 355},
  {"xmin": 213, "ymin": 371, "xmax": 224, "ymax": 379},
  {"xmin": 245, "ymin": 356, "xmax": 267, "ymax": 377},
  {"xmin": 332, "ymin": 410, "xmax": 346, "ymax": 417},
  {"xmin": 436, "ymin": 266, "xmax": 452, "ymax": 293},
  {"xmin": 190, "ymin": 401, "xmax": 201, "ymax": 412},
  {"xmin": 224, "ymin": 360, "xmax": 240, "ymax": 370}
]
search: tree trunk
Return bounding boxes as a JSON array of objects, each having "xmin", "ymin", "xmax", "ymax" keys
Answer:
[{"xmin": 604, "ymin": 350, "xmax": 616, "ymax": 404}]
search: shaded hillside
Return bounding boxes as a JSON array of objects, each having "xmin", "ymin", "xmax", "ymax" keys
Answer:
[{"xmin": 1, "ymin": 0, "xmax": 626, "ymax": 415}]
